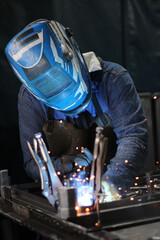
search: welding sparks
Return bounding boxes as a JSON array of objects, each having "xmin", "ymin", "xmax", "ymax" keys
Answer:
[
  {"xmin": 130, "ymin": 197, "xmax": 134, "ymax": 201},
  {"xmin": 41, "ymin": 166, "xmax": 46, "ymax": 170},
  {"xmin": 95, "ymin": 222, "xmax": 99, "ymax": 227},
  {"xmin": 90, "ymin": 175, "xmax": 95, "ymax": 180},
  {"xmin": 75, "ymin": 206, "xmax": 79, "ymax": 211},
  {"xmin": 85, "ymin": 207, "xmax": 90, "ymax": 212}
]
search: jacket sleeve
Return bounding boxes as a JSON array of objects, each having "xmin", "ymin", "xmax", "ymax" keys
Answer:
[
  {"xmin": 18, "ymin": 85, "xmax": 48, "ymax": 181},
  {"xmin": 101, "ymin": 68, "xmax": 148, "ymax": 193}
]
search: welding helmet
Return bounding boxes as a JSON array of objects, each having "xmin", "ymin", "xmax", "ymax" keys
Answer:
[{"xmin": 5, "ymin": 19, "xmax": 91, "ymax": 114}]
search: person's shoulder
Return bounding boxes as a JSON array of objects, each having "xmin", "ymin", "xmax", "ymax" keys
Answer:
[
  {"xmin": 100, "ymin": 61, "xmax": 133, "ymax": 90},
  {"xmin": 18, "ymin": 84, "xmax": 48, "ymax": 114},
  {"xmin": 19, "ymin": 84, "xmax": 31, "ymax": 96},
  {"xmin": 18, "ymin": 84, "xmax": 36, "ymax": 99},
  {"xmin": 18, "ymin": 84, "xmax": 38, "ymax": 105},
  {"xmin": 103, "ymin": 61, "xmax": 127, "ymax": 76}
]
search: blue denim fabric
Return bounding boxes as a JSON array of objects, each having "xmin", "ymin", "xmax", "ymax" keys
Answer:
[{"xmin": 18, "ymin": 61, "xmax": 148, "ymax": 192}]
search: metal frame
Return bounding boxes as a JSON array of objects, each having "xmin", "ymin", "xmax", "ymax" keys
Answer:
[{"xmin": 1, "ymin": 170, "xmax": 160, "ymax": 239}]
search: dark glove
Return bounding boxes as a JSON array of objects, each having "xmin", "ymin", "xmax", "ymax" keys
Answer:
[
  {"xmin": 51, "ymin": 157, "xmax": 63, "ymax": 173},
  {"xmin": 61, "ymin": 149, "xmax": 93, "ymax": 173},
  {"xmin": 74, "ymin": 148, "xmax": 93, "ymax": 167}
]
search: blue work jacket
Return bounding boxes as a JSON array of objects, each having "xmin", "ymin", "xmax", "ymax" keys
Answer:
[{"xmin": 18, "ymin": 60, "xmax": 148, "ymax": 192}]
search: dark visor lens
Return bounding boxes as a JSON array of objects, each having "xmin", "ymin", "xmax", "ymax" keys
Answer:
[{"xmin": 32, "ymin": 66, "xmax": 72, "ymax": 98}]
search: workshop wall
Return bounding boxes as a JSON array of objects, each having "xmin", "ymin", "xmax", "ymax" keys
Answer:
[{"xmin": 0, "ymin": 0, "xmax": 160, "ymax": 183}]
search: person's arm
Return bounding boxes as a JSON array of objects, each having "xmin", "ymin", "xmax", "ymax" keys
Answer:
[
  {"xmin": 101, "ymin": 67, "xmax": 148, "ymax": 194},
  {"xmin": 18, "ymin": 85, "xmax": 92, "ymax": 181},
  {"xmin": 18, "ymin": 85, "xmax": 49, "ymax": 181}
]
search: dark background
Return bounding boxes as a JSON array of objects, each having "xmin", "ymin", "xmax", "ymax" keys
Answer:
[{"xmin": 1, "ymin": 0, "xmax": 160, "ymax": 184}]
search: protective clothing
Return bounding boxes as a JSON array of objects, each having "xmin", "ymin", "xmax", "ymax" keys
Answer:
[
  {"xmin": 18, "ymin": 55, "xmax": 148, "ymax": 193},
  {"xmin": 5, "ymin": 19, "xmax": 91, "ymax": 114},
  {"xmin": 42, "ymin": 117, "xmax": 95, "ymax": 157}
]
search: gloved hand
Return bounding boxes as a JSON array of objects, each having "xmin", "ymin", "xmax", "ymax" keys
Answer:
[
  {"xmin": 61, "ymin": 149, "xmax": 93, "ymax": 173},
  {"xmin": 51, "ymin": 157, "xmax": 63, "ymax": 173},
  {"xmin": 74, "ymin": 148, "xmax": 93, "ymax": 167},
  {"xmin": 100, "ymin": 181, "xmax": 122, "ymax": 203}
]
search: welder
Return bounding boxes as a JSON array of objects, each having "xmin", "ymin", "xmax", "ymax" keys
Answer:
[{"xmin": 5, "ymin": 19, "xmax": 148, "ymax": 200}]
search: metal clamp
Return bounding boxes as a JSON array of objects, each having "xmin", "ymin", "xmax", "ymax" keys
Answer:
[
  {"xmin": 27, "ymin": 133, "xmax": 63, "ymax": 207},
  {"xmin": 89, "ymin": 127, "xmax": 108, "ymax": 200},
  {"xmin": 89, "ymin": 127, "xmax": 108, "ymax": 225}
]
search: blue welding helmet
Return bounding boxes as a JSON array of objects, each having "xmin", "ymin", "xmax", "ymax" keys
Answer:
[{"xmin": 5, "ymin": 19, "xmax": 91, "ymax": 114}]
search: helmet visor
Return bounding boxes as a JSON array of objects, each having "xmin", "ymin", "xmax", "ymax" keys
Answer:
[{"xmin": 32, "ymin": 66, "xmax": 72, "ymax": 99}]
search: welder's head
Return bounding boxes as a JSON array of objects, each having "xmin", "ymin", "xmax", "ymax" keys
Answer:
[{"xmin": 5, "ymin": 19, "xmax": 91, "ymax": 114}]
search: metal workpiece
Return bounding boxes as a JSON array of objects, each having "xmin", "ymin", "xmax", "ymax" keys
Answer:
[
  {"xmin": 0, "ymin": 182, "xmax": 119, "ymax": 240},
  {"xmin": 58, "ymin": 186, "xmax": 77, "ymax": 219},
  {"xmin": 0, "ymin": 169, "xmax": 10, "ymax": 187},
  {"xmin": 1, "ymin": 175, "xmax": 160, "ymax": 239},
  {"xmin": 0, "ymin": 169, "xmax": 11, "ymax": 200},
  {"xmin": 146, "ymin": 171, "xmax": 156, "ymax": 200}
]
